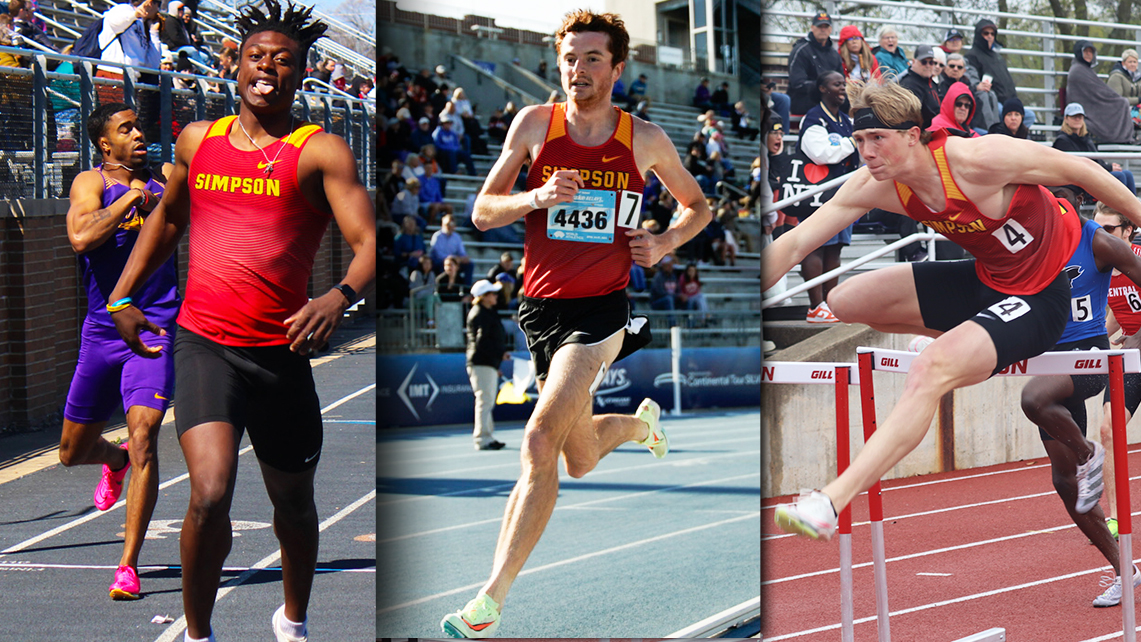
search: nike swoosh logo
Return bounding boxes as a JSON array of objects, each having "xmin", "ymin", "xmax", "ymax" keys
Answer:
[
  {"xmin": 601, "ymin": 155, "xmax": 620, "ymax": 163},
  {"xmin": 257, "ymin": 161, "xmax": 273, "ymax": 169},
  {"xmin": 463, "ymin": 618, "xmax": 495, "ymax": 631},
  {"xmin": 304, "ymin": 451, "xmax": 320, "ymax": 463},
  {"xmin": 154, "ymin": 393, "xmax": 167, "ymax": 401}
]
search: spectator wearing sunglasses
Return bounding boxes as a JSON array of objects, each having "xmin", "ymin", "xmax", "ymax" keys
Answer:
[
  {"xmin": 929, "ymin": 82, "xmax": 979, "ymax": 138},
  {"xmin": 937, "ymin": 52, "xmax": 970, "ymax": 99},
  {"xmin": 898, "ymin": 44, "xmax": 941, "ymax": 128},
  {"xmin": 965, "ymin": 19, "xmax": 1022, "ymax": 131}
]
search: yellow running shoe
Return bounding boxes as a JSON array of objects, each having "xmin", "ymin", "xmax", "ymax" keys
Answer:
[
  {"xmin": 635, "ymin": 398, "xmax": 668, "ymax": 458},
  {"xmin": 441, "ymin": 593, "xmax": 501, "ymax": 638},
  {"xmin": 1108, "ymin": 517, "xmax": 1119, "ymax": 540}
]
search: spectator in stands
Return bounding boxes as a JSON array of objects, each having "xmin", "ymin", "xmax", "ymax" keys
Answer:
[
  {"xmin": 684, "ymin": 139, "xmax": 714, "ymax": 195},
  {"xmin": 312, "ymin": 57, "xmax": 336, "ymax": 84},
  {"xmin": 692, "ymin": 77, "xmax": 712, "ymax": 110},
  {"xmin": 766, "ymin": 121, "xmax": 788, "ymax": 197},
  {"xmin": 408, "ymin": 254, "xmax": 437, "ymax": 321},
  {"xmin": 940, "ymin": 28, "xmax": 965, "ymax": 56},
  {"xmin": 487, "ymin": 107, "xmax": 509, "ymax": 142},
  {"xmin": 872, "ymin": 26, "xmax": 908, "ymax": 78},
  {"xmin": 435, "ymin": 255, "xmax": 468, "ymax": 303},
  {"xmin": 451, "ymin": 86, "xmax": 473, "ymax": 120},
  {"xmin": 931, "ymin": 47, "xmax": 946, "ymax": 88},
  {"xmin": 1068, "ymin": 41, "xmax": 1135, "ymax": 144},
  {"xmin": 898, "ymin": 44, "xmax": 941, "ymax": 128},
  {"xmin": 487, "ymin": 251, "xmax": 515, "ymax": 282},
  {"xmin": 965, "ymin": 19, "xmax": 1020, "ymax": 131},
  {"xmin": 611, "ymin": 75, "xmax": 629, "ymax": 106},
  {"xmin": 1054, "ymin": 102, "xmax": 1136, "ymax": 194},
  {"xmin": 216, "ymin": 46, "xmax": 237, "ymax": 80},
  {"xmin": 711, "ymin": 81, "xmax": 731, "ymax": 116},
  {"xmin": 650, "ymin": 189, "xmax": 677, "ymax": 232},
  {"xmin": 390, "ymin": 177, "xmax": 426, "ymax": 227},
  {"xmin": 394, "ymin": 215, "xmax": 426, "ymax": 271},
  {"xmin": 535, "ymin": 59, "xmax": 548, "ymax": 81},
  {"xmin": 731, "ymin": 101, "xmax": 757, "ymax": 140},
  {"xmin": 410, "ymin": 116, "xmax": 434, "ymax": 152},
  {"xmin": 95, "ymin": 0, "xmax": 161, "ymax": 104},
  {"xmin": 838, "ymin": 25, "xmax": 878, "ymax": 83},
  {"xmin": 51, "ymin": 44, "xmax": 80, "ymax": 151},
  {"xmin": 677, "ymin": 263, "xmax": 708, "ymax": 326},
  {"xmin": 9, "ymin": 0, "xmax": 55, "ymax": 52},
  {"xmin": 762, "ymin": 78, "xmax": 791, "ymax": 133},
  {"xmin": 938, "ymin": 52, "xmax": 970, "ymax": 100},
  {"xmin": 787, "ymin": 11, "xmax": 841, "ymax": 115},
  {"xmin": 649, "ymin": 254, "xmax": 679, "ymax": 323},
  {"xmin": 929, "ymin": 83, "xmax": 978, "ymax": 137},
  {"xmin": 794, "ymin": 70, "xmax": 858, "ymax": 323},
  {"xmin": 987, "ymin": 97, "xmax": 1029, "ymax": 138},
  {"xmin": 430, "ymin": 214, "xmax": 473, "ymax": 283},
  {"xmin": 331, "ymin": 63, "xmax": 347, "ymax": 92},
  {"xmin": 633, "ymin": 99, "xmax": 651, "ymax": 122},
  {"xmin": 1108, "ymin": 49, "xmax": 1141, "ymax": 109},
  {"xmin": 0, "ymin": 14, "xmax": 22, "ymax": 67},
  {"xmin": 433, "ymin": 63, "xmax": 448, "ymax": 85},
  {"xmin": 160, "ymin": 1, "xmax": 207, "ymax": 67},
  {"xmin": 429, "ymin": 83, "xmax": 449, "ymax": 119},
  {"xmin": 628, "ymin": 73, "xmax": 648, "ymax": 110},
  {"xmin": 417, "ymin": 161, "xmax": 452, "ymax": 224},
  {"xmin": 502, "ymin": 101, "xmax": 518, "ymax": 128},
  {"xmin": 432, "ymin": 113, "xmax": 462, "ymax": 174},
  {"xmin": 412, "ymin": 67, "xmax": 436, "ymax": 94},
  {"xmin": 465, "ymin": 279, "xmax": 508, "ymax": 451},
  {"xmin": 178, "ymin": 4, "xmax": 206, "ymax": 58}
]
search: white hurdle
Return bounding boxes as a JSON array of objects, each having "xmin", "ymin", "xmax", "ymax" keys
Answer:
[{"xmin": 857, "ymin": 346, "xmax": 1141, "ymax": 642}]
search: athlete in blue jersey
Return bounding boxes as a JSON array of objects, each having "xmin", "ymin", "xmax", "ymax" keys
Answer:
[
  {"xmin": 1020, "ymin": 192, "xmax": 1141, "ymax": 607},
  {"xmin": 59, "ymin": 103, "xmax": 178, "ymax": 600}
]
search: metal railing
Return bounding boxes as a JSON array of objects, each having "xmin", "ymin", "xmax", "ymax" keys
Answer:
[
  {"xmin": 452, "ymin": 54, "xmax": 542, "ymax": 107},
  {"xmin": 0, "ymin": 44, "xmax": 375, "ymax": 199}
]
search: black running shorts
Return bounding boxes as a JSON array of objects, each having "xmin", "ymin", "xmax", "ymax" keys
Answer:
[
  {"xmin": 913, "ymin": 259, "xmax": 1070, "ymax": 376},
  {"xmin": 518, "ymin": 289, "xmax": 651, "ymax": 381},
  {"xmin": 1037, "ymin": 334, "xmax": 1110, "ymax": 441},
  {"xmin": 173, "ymin": 327, "xmax": 323, "ymax": 473}
]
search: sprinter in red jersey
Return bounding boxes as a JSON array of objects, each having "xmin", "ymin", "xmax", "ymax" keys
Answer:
[
  {"xmin": 767, "ymin": 76, "xmax": 1141, "ymax": 542},
  {"xmin": 440, "ymin": 10, "xmax": 711, "ymax": 638},
  {"xmin": 104, "ymin": 1, "xmax": 375, "ymax": 640}
]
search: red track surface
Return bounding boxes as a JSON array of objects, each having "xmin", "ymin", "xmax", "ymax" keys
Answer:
[{"xmin": 763, "ymin": 447, "xmax": 1141, "ymax": 641}]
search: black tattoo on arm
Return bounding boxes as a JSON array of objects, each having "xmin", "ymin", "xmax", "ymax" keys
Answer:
[{"xmin": 90, "ymin": 208, "xmax": 112, "ymax": 223}]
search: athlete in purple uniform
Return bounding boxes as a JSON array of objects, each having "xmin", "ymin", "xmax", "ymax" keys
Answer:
[{"xmin": 59, "ymin": 103, "xmax": 179, "ymax": 600}]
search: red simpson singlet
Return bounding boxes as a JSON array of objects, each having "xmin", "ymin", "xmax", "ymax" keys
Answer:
[
  {"xmin": 1108, "ymin": 243, "xmax": 1141, "ymax": 335},
  {"xmin": 893, "ymin": 129, "xmax": 1080, "ymax": 295},
  {"xmin": 523, "ymin": 103, "xmax": 645, "ymax": 299},
  {"xmin": 181, "ymin": 115, "xmax": 331, "ymax": 346}
]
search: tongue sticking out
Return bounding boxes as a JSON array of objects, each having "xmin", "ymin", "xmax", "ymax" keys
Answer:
[{"xmin": 251, "ymin": 80, "xmax": 276, "ymax": 96}]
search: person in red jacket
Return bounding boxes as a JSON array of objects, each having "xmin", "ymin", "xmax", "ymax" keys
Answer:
[
  {"xmin": 928, "ymin": 81, "xmax": 979, "ymax": 137},
  {"xmin": 838, "ymin": 25, "xmax": 879, "ymax": 83}
]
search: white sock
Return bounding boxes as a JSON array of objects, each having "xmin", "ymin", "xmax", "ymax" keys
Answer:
[
  {"xmin": 184, "ymin": 632, "xmax": 214, "ymax": 642},
  {"xmin": 274, "ymin": 604, "xmax": 307, "ymax": 638}
]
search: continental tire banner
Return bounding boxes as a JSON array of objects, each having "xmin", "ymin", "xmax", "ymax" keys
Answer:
[{"xmin": 377, "ymin": 347, "xmax": 761, "ymax": 428}]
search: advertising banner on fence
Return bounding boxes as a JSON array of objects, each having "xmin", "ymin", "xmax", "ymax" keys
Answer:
[{"xmin": 377, "ymin": 347, "xmax": 761, "ymax": 428}]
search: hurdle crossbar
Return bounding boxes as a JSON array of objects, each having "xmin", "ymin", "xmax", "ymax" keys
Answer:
[
  {"xmin": 951, "ymin": 628, "xmax": 1006, "ymax": 642},
  {"xmin": 857, "ymin": 346, "xmax": 1141, "ymax": 642}
]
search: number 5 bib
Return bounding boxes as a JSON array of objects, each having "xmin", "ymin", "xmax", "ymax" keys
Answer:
[{"xmin": 547, "ymin": 188, "xmax": 643, "ymax": 243}]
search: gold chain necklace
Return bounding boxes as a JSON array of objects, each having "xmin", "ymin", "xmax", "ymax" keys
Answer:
[{"xmin": 237, "ymin": 114, "xmax": 295, "ymax": 177}]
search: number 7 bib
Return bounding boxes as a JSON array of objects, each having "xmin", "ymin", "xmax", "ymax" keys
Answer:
[{"xmin": 547, "ymin": 189, "xmax": 642, "ymax": 243}]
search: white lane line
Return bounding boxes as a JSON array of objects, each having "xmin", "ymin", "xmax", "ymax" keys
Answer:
[
  {"xmin": 154, "ymin": 489, "xmax": 376, "ymax": 642},
  {"xmin": 378, "ymin": 471, "xmax": 760, "ymax": 544},
  {"xmin": 0, "ymin": 561, "xmax": 374, "ymax": 573},
  {"xmin": 766, "ymin": 561, "xmax": 1132, "ymax": 640},
  {"xmin": 764, "ymin": 513, "xmax": 1141, "ymax": 585},
  {"xmin": 377, "ymin": 511, "xmax": 759, "ymax": 614},
  {"xmin": 1, "ymin": 382, "xmax": 375, "ymax": 556},
  {"xmin": 377, "ymin": 449, "xmax": 761, "ymax": 507}
]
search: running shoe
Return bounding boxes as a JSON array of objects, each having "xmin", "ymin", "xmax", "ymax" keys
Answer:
[
  {"xmin": 108, "ymin": 565, "xmax": 140, "ymax": 600},
  {"xmin": 272, "ymin": 604, "xmax": 308, "ymax": 642},
  {"xmin": 806, "ymin": 302, "xmax": 840, "ymax": 324},
  {"xmin": 94, "ymin": 443, "xmax": 130, "ymax": 511},
  {"xmin": 1093, "ymin": 564, "xmax": 1141, "ymax": 607},
  {"xmin": 1108, "ymin": 517, "xmax": 1119, "ymax": 540},
  {"xmin": 635, "ymin": 398, "xmax": 668, "ymax": 458},
  {"xmin": 1075, "ymin": 441, "xmax": 1106, "ymax": 514},
  {"xmin": 774, "ymin": 489, "xmax": 838, "ymax": 540},
  {"xmin": 441, "ymin": 592, "xmax": 501, "ymax": 638}
]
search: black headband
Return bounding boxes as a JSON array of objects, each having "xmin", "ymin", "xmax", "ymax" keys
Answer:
[{"xmin": 853, "ymin": 108, "xmax": 918, "ymax": 132}]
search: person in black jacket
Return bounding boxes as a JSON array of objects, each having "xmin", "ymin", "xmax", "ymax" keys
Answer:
[
  {"xmin": 965, "ymin": 19, "xmax": 1019, "ymax": 130},
  {"xmin": 898, "ymin": 44, "xmax": 941, "ymax": 128},
  {"xmin": 466, "ymin": 280, "xmax": 508, "ymax": 451},
  {"xmin": 1054, "ymin": 102, "xmax": 1136, "ymax": 194},
  {"xmin": 987, "ymin": 97, "xmax": 1029, "ymax": 138},
  {"xmin": 786, "ymin": 11, "xmax": 843, "ymax": 115}
]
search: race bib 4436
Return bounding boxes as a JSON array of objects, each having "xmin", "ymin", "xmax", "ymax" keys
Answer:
[{"xmin": 547, "ymin": 189, "xmax": 642, "ymax": 243}]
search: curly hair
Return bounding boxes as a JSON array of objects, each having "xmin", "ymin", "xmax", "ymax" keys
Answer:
[
  {"xmin": 555, "ymin": 10, "xmax": 629, "ymax": 67},
  {"xmin": 236, "ymin": 0, "xmax": 327, "ymax": 60}
]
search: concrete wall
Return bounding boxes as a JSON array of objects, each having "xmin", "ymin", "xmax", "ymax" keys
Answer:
[{"xmin": 762, "ymin": 324, "xmax": 1138, "ymax": 498}]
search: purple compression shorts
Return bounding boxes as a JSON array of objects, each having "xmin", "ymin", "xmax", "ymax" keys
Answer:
[{"xmin": 64, "ymin": 318, "xmax": 175, "ymax": 424}]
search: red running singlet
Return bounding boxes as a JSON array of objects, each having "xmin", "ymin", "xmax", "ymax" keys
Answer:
[
  {"xmin": 523, "ymin": 103, "xmax": 645, "ymax": 299},
  {"xmin": 1108, "ymin": 243, "xmax": 1141, "ymax": 335},
  {"xmin": 892, "ymin": 129, "xmax": 1080, "ymax": 295},
  {"xmin": 181, "ymin": 116, "xmax": 332, "ymax": 346}
]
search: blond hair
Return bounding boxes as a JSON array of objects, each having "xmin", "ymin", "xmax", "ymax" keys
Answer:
[
  {"xmin": 1060, "ymin": 117, "xmax": 1089, "ymax": 138},
  {"xmin": 1094, "ymin": 201, "xmax": 1132, "ymax": 231},
  {"xmin": 846, "ymin": 75, "xmax": 932, "ymax": 143}
]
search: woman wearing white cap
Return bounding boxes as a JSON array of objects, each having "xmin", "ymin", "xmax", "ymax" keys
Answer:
[
  {"xmin": 1055, "ymin": 102, "xmax": 1136, "ymax": 194},
  {"xmin": 466, "ymin": 280, "xmax": 508, "ymax": 450}
]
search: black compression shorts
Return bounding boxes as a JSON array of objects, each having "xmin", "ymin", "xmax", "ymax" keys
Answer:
[
  {"xmin": 174, "ymin": 327, "xmax": 323, "ymax": 473},
  {"xmin": 913, "ymin": 259, "xmax": 1070, "ymax": 376}
]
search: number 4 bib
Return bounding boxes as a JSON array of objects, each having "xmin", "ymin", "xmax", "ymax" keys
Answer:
[{"xmin": 547, "ymin": 189, "xmax": 642, "ymax": 243}]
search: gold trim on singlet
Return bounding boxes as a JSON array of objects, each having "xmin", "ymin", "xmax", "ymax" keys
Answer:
[
  {"xmin": 203, "ymin": 116, "xmax": 321, "ymax": 147},
  {"xmin": 614, "ymin": 109, "xmax": 632, "ymax": 150},
  {"xmin": 546, "ymin": 103, "xmax": 566, "ymax": 142},
  {"xmin": 204, "ymin": 115, "xmax": 237, "ymax": 139},
  {"xmin": 894, "ymin": 182, "xmax": 914, "ymax": 207},
  {"xmin": 931, "ymin": 146, "xmax": 966, "ymax": 202}
]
